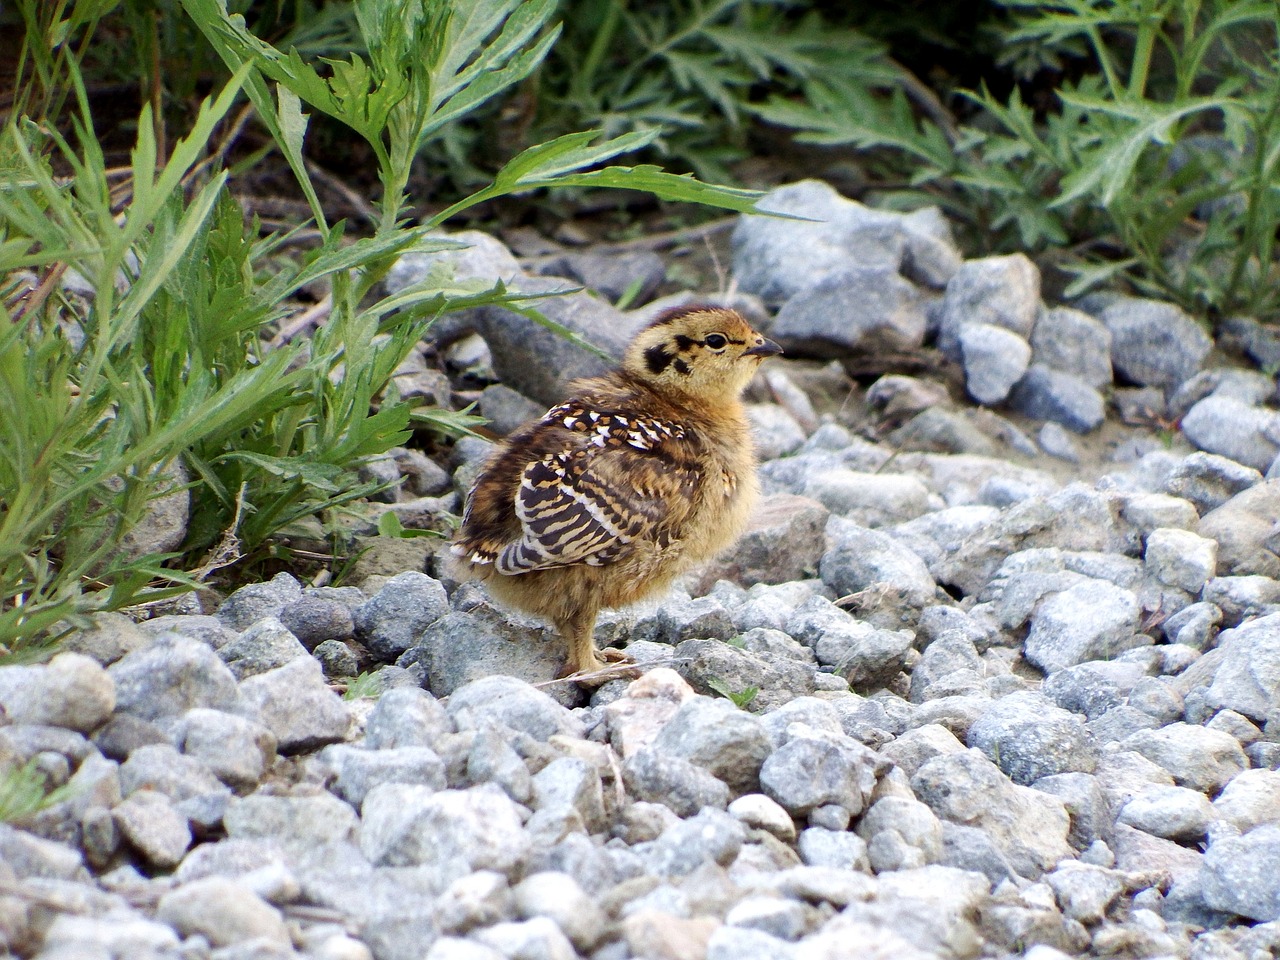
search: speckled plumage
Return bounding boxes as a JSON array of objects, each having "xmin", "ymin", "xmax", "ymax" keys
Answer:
[{"xmin": 451, "ymin": 305, "xmax": 782, "ymax": 677}]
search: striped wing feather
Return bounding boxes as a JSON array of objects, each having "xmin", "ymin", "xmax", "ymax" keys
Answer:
[{"xmin": 496, "ymin": 447, "xmax": 679, "ymax": 574}]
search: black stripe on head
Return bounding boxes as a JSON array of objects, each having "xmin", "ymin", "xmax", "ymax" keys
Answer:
[
  {"xmin": 646, "ymin": 303, "xmax": 720, "ymax": 328},
  {"xmin": 673, "ymin": 335, "xmax": 696, "ymax": 350},
  {"xmin": 644, "ymin": 344, "xmax": 674, "ymax": 374},
  {"xmin": 673, "ymin": 358, "xmax": 691, "ymax": 375}
]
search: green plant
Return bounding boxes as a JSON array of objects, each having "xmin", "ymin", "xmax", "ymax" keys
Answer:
[
  {"xmin": 0, "ymin": 758, "xmax": 75, "ymax": 823},
  {"xmin": 1, "ymin": 0, "xmax": 765, "ymax": 656},
  {"xmin": 754, "ymin": 0, "xmax": 1280, "ymax": 326},
  {"xmin": 341, "ymin": 669, "xmax": 381, "ymax": 700},
  {"xmin": 706, "ymin": 676, "xmax": 759, "ymax": 709},
  {"xmin": 531, "ymin": 0, "xmax": 899, "ymax": 183}
]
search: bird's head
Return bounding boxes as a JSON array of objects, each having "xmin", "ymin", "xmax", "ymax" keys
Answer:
[{"xmin": 622, "ymin": 305, "xmax": 782, "ymax": 401}]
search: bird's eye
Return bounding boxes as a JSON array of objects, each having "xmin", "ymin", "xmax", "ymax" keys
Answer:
[{"xmin": 704, "ymin": 334, "xmax": 727, "ymax": 349}]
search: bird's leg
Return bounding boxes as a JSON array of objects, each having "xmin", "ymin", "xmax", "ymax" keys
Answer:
[{"xmin": 556, "ymin": 606, "xmax": 606, "ymax": 678}]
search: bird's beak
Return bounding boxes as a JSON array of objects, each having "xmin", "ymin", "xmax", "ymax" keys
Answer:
[{"xmin": 744, "ymin": 338, "xmax": 783, "ymax": 358}]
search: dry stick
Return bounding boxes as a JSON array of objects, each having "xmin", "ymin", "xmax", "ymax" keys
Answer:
[
  {"xmin": 890, "ymin": 57, "xmax": 960, "ymax": 147},
  {"xmin": 269, "ymin": 292, "xmax": 334, "ymax": 348},
  {"xmin": 10, "ymin": 262, "xmax": 69, "ymax": 326}
]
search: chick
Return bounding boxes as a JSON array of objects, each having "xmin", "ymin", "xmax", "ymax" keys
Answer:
[{"xmin": 451, "ymin": 304, "xmax": 782, "ymax": 678}]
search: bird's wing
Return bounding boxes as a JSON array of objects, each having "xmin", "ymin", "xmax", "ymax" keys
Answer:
[{"xmin": 483, "ymin": 404, "xmax": 701, "ymax": 574}]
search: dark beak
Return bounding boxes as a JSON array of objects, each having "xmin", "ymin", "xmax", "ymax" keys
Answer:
[{"xmin": 744, "ymin": 338, "xmax": 783, "ymax": 358}]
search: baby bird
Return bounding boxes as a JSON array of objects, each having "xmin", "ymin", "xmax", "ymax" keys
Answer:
[{"xmin": 451, "ymin": 305, "xmax": 782, "ymax": 678}]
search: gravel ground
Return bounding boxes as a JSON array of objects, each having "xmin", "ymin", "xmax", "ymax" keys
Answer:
[{"xmin": 3, "ymin": 179, "xmax": 1280, "ymax": 960}]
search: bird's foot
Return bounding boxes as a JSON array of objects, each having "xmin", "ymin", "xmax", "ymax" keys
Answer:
[{"xmin": 557, "ymin": 648, "xmax": 639, "ymax": 686}]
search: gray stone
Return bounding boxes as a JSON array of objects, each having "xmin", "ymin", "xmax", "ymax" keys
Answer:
[
  {"xmin": 538, "ymin": 249, "xmax": 665, "ymax": 304},
  {"xmin": 41, "ymin": 914, "xmax": 182, "ymax": 957},
  {"xmin": 431, "ymin": 869, "xmax": 514, "ymax": 935},
  {"xmin": 802, "ymin": 471, "xmax": 932, "ymax": 528},
  {"xmin": 318, "ymin": 744, "xmax": 446, "ymax": 807},
  {"xmin": 857, "ymin": 795, "xmax": 944, "ymax": 871},
  {"xmin": 111, "ymin": 790, "xmax": 190, "ymax": 868},
  {"xmin": 1169, "ymin": 367, "xmax": 1277, "ymax": 420},
  {"xmin": 1119, "ymin": 492, "xmax": 1200, "ymax": 538},
  {"xmin": 937, "ymin": 254, "xmax": 1040, "ymax": 360},
  {"xmin": 512, "ymin": 871, "xmax": 608, "ymax": 952},
  {"xmin": 156, "ymin": 876, "xmax": 290, "ymax": 947},
  {"xmin": 64, "ymin": 610, "xmax": 154, "ymax": 665},
  {"xmin": 909, "ymin": 635, "xmax": 983, "ymax": 703},
  {"xmin": 1162, "ymin": 601, "xmax": 1218, "ymax": 655},
  {"xmin": 447, "ymin": 675, "xmax": 584, "ymax": 742},
  {"xmin": 1181, "ymin": 396, "xmax": 1280, "ymax": 471},
  {"xmin": 238, "ymin": 657, "xmax": 350, "ymax": 752},
  {"xmin": 529, "ymin": 756, "xmax": 605, "ymax": 836},
  {"xmin": 176, "ymin": 709, "xmax": 276, "ymax": 791},
  {"xmin": 407, "ymin": 610, "xmax": 566, "ymax": 696},
  {"xmin": 478, "ymin": 383, "xmax": 544, "ymax": 437},
  {"xmin": 473, "ymin": 916, "xmax": 576, "ymax": 960},
  {"xmin": 359, "ymin": 783, "xmax": 529, "ymax": 882},
  {"xmin": 1163, "ymin": 451, "xmax": 1263, "ymax": 514},
  {"xmin": 1030, "ymin": 306, "xmax": 1113, "ymax": 388},
  {"xmin": 1008, "ymin": 365, "xmax": 1105, "ymax": 433},
  {"xmin": 365, "ymin": 686, "xmax": 453, "ymax": 750},
  {"xmin": 1220, "ymin": 315, "xmax": 1280, "ymax": 370},
  {"xmin": 796, "ymin": 827, "xmax": 869, "ymax": 871},
  {"xmin": 692, "ymin": 495, "xmax": 828, "ymax": 591},
  {"xmin": 732, "ymin": 180, "xmax": 960, "ymax": 306},
  {"xmin": 1205, "ymin": 613, "xmax": 1280, "ymax": 722},
  {"xmin": 911, "ymin": 749, "xmax": 1072, "ymax": 879},
  {"xmin": 1145, "ymin": 527, "xmax": 1217, "ymax": 593},
  {"xmin": 672, "ymin": 638, "xmax": 814, "ymax": 712},
  {"xmin": 119, "ymin": 743, "xmax": 227, "ymax": 806},
  {"xmin": 1200, "ymin": 479, "xmax": 1280, "ymax": 579},
  {"xmin": 1024, "ymin": 579, "xmax": 1142, "ymax": 674},
  {"xmin": 466, "ymin": 726, "xmax": 532, "ymax": 803},
  {"xmin": 770, "ymin": 269, "xmax": 927, "ymax": 358},
  {"xmin": 622, "ymin": 747, "xmax": 730, "ymax": 817},
  {"xmin": 759, "ymin": 730, "xmax": 881, "ymax": 818},
  {"xmin": 747, "ymin": 404, "xmax": 807, "ymax": 460},
  {"xmin": 0, "ymin": 653, "xmax": 113, "ymax": 733},
  {"xmin": 1202, "ymin": 575, "xmax": 1280, "ymax": 625},
  {"xmin": 1043, "ymin": 861, "xmax": 1126, "ymax": 925},
  {"xmin": 967, "ymin": 692, "xmax": 1097, "ymax": 784},
  {"xmin": 108, "ymin": 635, "xmax": 240, "ymax": 721},
  {"xmin": 643, "ymin": 808, "xmax": 746, "ymax": 877},
  {"xmin": 353, "ymin": 572, "xmax": 450, "ymax": 660},
  {"xmin": 1032, "ymin": 772, "xmax": 1107, "ymax": 850},
  {"xmin": 1116, "ymin": 784, "xmax": 1216, "ymax": 842},
  {"xmin": 728, "ymin": 794, "xmax": 797, "ymax": 842},
  {"xmin": 1123, "ymin": 723, "xmax": 1247, "ymax": 793},
  {"xmin": 876, "ymin": 724, "xmax": 966, "ymax": 779},
  {"xmin": 217, "ymin": 616, "xmax": 310, "ymax": 680},
  {"xmin": 820, "ymin": 516, "xmax": 938, "ymax": 619},
  {"xmin": 1092, "ymin": 296, "xmax": 1211, "ymax": 389},
  {"xmin": 723, "ymin": 897, "xmax": 809, "ymax": 943},
  {"xmin": 1213, "ymin": 769, "xmax": 1280, "ymax": 832},
  {"xmin": 216, "ymin": 573, "xmax": 303, "ymax": 631},
  {"xmin": 1200, "ymin": 824, "xmax": 1280, "ymax": 921},
  {"xmin": 278, "ymin": 596, "xmax": 354, "ymax": 650},
  {"xmin": 652, "ymin": 696, "xmax": 772, "ymax": 796},
  {"xmin": 313, "ymin": 639, "xmax": 360, "ymax": 678},
  {"xmin": 1038, "ymin": 422, "xmax": 1081, "ymax": 462},
  {"xmin": 471, "ymin": 281, "xmax": 641, "ymax": 406},
  {"xmin": 958, "ymin": 323, "xmax": 1032, "ymax": 405}
]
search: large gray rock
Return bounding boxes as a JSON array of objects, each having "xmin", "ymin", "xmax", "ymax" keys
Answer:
[
  {"xmin": 365, "ymin": 686, "xmax": 453, "ymax": 750},
  {"xmin": 216, "ymin": 572, "xmax": 303, "ymax": 631},
  {"xmin": 770, "ymin": 269, "xmax": 928, "ymax": 358},
  {"xmin": 732, "ymin": 180, "xmax": 961, "ymax": 307},
  {"xmin": 652, "ymin": 696, "xmax": 773, "ymax": 796},
  {"xmin": 360, "ymin": 783, "xmax": 530, "ymax": 883},
  {"xmin": 1122, "ymin": 723, "xmax": 1247, "ymax": 794},
  {"xmin": 156, "ymin": 876, "xmax": 290, "ymax": 948},
  {"xmin": 1199, "ymin": 479, "xmax": 1280, "ymax": 579},
  {"xmin": 1204, "ymin": 613, "xmax": 1280, "ymax": 722},
  {"xmin": 1030, "ymin": 306, "xmax": 1113, "ymax": 388},
  {"xmin": 692, "ymin": 494, "xmax": 828, "ymax": 591},
  {"xmin": 759, "ymin": 730, "xmax": 881, "ymax": 818},
  {"xmin": 1181, "ymin": 396, "xmax": 1280, "ymax": 471},
  {"xmin": 1200, "ymin": 824, "xmax": 1280, "ymax": 921},
  {"xmin": 354, "ymin": 571, "xmax": 451, "ymax": 660},
  {"xmin": 1213, "ymin": 769, "xmax": 1280, "ymax": 832},
  {"xmin": 967, "ymin": 692, "xmax": 1097, "ymax": 784},
  {"xmin": 0, "ymin": 653, "xmax": 114, "ymax": 732},
  {"xmin": 216, "ymin": 616, "xmax": 310, "ymax": 680},
  {"xmin": 447, "ymin": 675, "xmax": 584, "ymax": 742},
  {"xmin": 1023, "ymin": 579, "xmax": 1142, "ymax": 674},
  {"xmin": 911, "ymin": 749, "xmax": 1072, "ymax": 879},
  {"xmin": 1007, "ymin": 365, "xmax": 1105, "ymax": 433},
  {"xmin": 820, "ymin": 516, "xmax": 939, "ymax": 619},
  {"xmin": 958, "ymin": 323, "xmax": 1031, "ymax": 405},
  {"xmin": 937, "ymin": 254, "xmax": 1040, "ymax": 360},
  {"xmin": 1163, "ymin": 451, "xmax": 1263, "ymax": 514},
  {"xmin": 623, "ymin": 748, "xmax": 730, "ymax": 817},
  {"xmin": 1115, "ymin": 784, "xmax": 1216, "ymax": 843},
  {"xmin": 1092, "ymin": 296, "xmax": 1212, "ymax": 389},
  {"xmin": 407, "ymin": 610, "xmax": 566, "ymax": 696},
  {"xmin": 107, "ymin": 635, "xmax": 240, "ymax": 721},
  {"xmin": 237, "ymin": 656, "xmax": 351, "ymax": 752}
]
